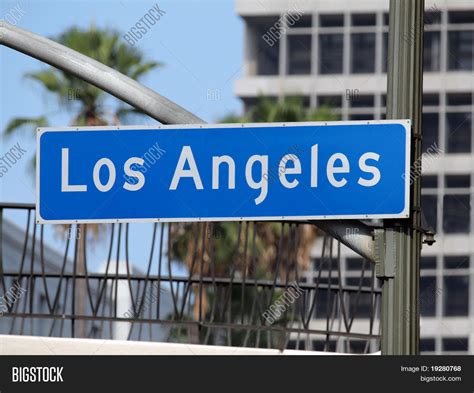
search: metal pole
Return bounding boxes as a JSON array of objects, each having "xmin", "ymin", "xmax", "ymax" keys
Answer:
[{"xmin": 382, "ymin": 0, "xmax": 424, "ymax": 355}]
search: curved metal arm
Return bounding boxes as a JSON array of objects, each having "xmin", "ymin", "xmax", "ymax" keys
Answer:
[{"xmin": 0, "ymin": 21, "xmax": 204, "ymax": 125}]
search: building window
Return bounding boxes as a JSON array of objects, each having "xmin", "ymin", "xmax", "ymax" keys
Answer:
[
  {"xmin": 443, "ymin": 275, "xmax": 469, "ymax": 316},
  {"xmin": 421, "ymin": 113, "xmax": 439, "ymax": 152},
  {"xmin": 422, "ymin": 195, "xmax": 438, "ymax": 232},
  {"xmin": 351, "ymin": 33, "xmax": 376, "ymax": 73},
  {"xmin": 346, "ymin": 257, "xmax": 365, "ymax": 271},
  {"xmin": 287, "ymin": 35, "xmax": 311, "ymax": 75},
  {"xmin": 314, "ymin": 289, "xmax": 336, "ymax": 318},
  {"xmin": 442, "ymin": 337, "xmax": 469, "ymax": 353},
  {"xmin": 246, "ymin": 16, "xmax": 281, "ymax": 75},
  {"xmin": 287, "ymin": 340, "xmax": 306, "ymax": 350},
  {"xmin": 447, "ymin": 30, "xmax": 474, "ymax": 71},
  {"xmin": 382, "ymin": 32, "xmax": 388, "ymax": 73},
  {"xmin": 319, "ymin": 14, "xmax": 344, "ymax": 27},
  {"xmin": 444, "ymin": 255, "xmax": 469, "ymax": 269},
  {"xmin": 317, "ymin": 95, "xmax": 342, "ymax": 109},
  {"xmin": 313, "ymin": 340, "xmax": 337, "ymax": 351},
  {"xmin": 288, "ymin": 14, "xmax": 312, "ymax": 28},
  {"xmin": 319, "ymin": 34, "xmax": 343, "ymax": 74},
  {"xmin": 447, "ymin": 92, "xmax": 472, "ymax": 106},
  {"xmin": 349, "ymin": 114, "xmax": 374, "ymax": 121},
  {"xmin": 423, "ymin": 93, "xmax": 440, "ymax": 106},
  {"xmin": 347, "ymin": 277, "xmax": 374, "ymax": 319},
  {"xmin": 351, "ymin": 13, "xmax": 376, "ymax": 27},
  {"xmin": 443, "ymin": 175, "xmax": 471, "ymax": 234},
  {"xmin": 420, "ymin": 275, "xmax": 437, "ymax": 316},
  {"xmin": 421, "ymin": 256, "xmax": 437, "ymax": 269},
  {"xmin": 424, "ymin": 31, "xmax": 441, "ymax": 71},
  {"xmin": 420, "ymin": 338, "xmax": 436, "ymax": 355},
  {"xmin": 445, "ymin": 112, "xmax": 472, "ymax": 153},
  {"xmin": 448, "ymin": 11, "xmax": 474, "ymax": 24},
  {"xmin": 349, "ymin": 95, "xmax": 374, "ymax": 108},
  {"xmin": 420, "ymin": 338, "xmax": 435, "ymax": 354}
]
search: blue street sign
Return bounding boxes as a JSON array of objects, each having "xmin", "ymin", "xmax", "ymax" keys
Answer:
[{"xmin": 36, "ymin": 121, "xmax": 410, "ymax": 224}]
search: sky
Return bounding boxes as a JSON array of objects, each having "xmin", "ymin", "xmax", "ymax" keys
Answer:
[{"xmin": 0, "ymin": 0, "xmax": 243, "ymax": 272}]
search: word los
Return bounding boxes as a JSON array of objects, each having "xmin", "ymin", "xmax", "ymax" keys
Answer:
[
  {"xmin": 12, "ymin": 367, "xmax": 64, "ymax": 383},
  {"xmin": 0, "ymin": 142, "xmax": 27, "ymax": 177},
  {"xmin": 61, "ymin": 144, "xmax": 382, "ymax": 206},
  {"xmin": 123, "ymin": 3, "xmax": 165, "ymax": 46}
]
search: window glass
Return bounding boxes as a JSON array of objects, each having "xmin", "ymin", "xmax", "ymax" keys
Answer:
[
  {"xmin": 444, "ymin": 256, "xmax": 469, "ymax": 269},
  {"xmin": 420, "ymin": 338, "xmax": 435, "ymax": 353},
  {"xmin": 424, "ymin": 11, "xmax": 441, "ymax": 25},
  {"xmin": 317, "ymin": 95, "xmax": 342, "ymax": 108},
  {"xmin": 346, "ymin": 258, "xmax": 365, "ymax": 271},
  {"xmin": 448, "ymin": 11, "xmax": 474, "ymax": 24},
  {"xmin": 422, "ymin": 175, "xmax": 438, "ymax": 188},
  {"xmin": 382, "ymin": 33, "xmax": 388, "ymax": 73},
  {"xmin": 351, "ymin": 13, "xmax": 376, "ymax": 26},
  {"xmin": 287, "ymin": 14, "xmax": 312, "ymax": 28},
  {"xmin": 443, "ymin": 195, "xmax": 470, "ymax": 233},
  {"xmin": 320, "ymin": 14, "xmax": 344, "ymax": 27},
  {"xmin": 319, "ymin": 34, "xmax": 343, "ymax": 74},
  {"xmin": 423, "ymin": 94, "xmax": 439, "ymax": 106},
  {"xmin": 443, "ymin": 276, "xmax": 469, "ymax": 316},
  {"xmin": 424, "ymin": 31, "xmax": 441, "ymax": 71},
  {"xmin": 351, "ymin": 33, "xmax": 376, "ymax": 73},
  {"xmin": 422, "ymin": 113, "xmax": 439, "ymax": 153},
  {"xmin": 421, "ymin": 256, "xmax": 437, "ymax": 269},
  {"xmin": 314, "ymin": 290, "xmax": 336, "ymax": 318},
  {"xmin": 446, "ymin": 113, "xmax": 472, "ymax": 153},
  {"xmin": 288, "ymin": 35, "xmax": 311, "ymax": 74},
  {"xmin": 349, "ymin": 95, "xmax": 374, "ymax": 108},
  {"xmin": 313, "ymin": 340, "xmax": 337, "ymax": 351},
  {"xmin": 445, "ymin": 175, "xmax": 470, "ymax": 188},
  {"xmin": 447, "ymin": 93, "xmax": 472, "ymax": 106},
  {"xmin": 420, "ymin": 276, "xmax": 437, "ymax": 316},
  {"xmin": 422, "ymin": 195, "xmax": 438, "ymax": 231},
  {"xmin": 448, "ymin": 31, "xmax": 474, "ymax": 71},
  {"xmin": 442, "ymin": 338, "xmax": 468, "ymax": 352},
  {"xmin": 247, "ymin": 16, "xmax": 281, "ymax": 75}
]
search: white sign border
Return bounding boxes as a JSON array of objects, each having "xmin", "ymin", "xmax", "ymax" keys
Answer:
[{"xmin": 36, "ymin": 119, "xmax": 411, "ymax": 224}]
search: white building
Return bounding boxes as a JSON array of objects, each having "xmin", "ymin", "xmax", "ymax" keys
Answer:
[{"xmin": 234, "ymin": 0, "xmax": 474, "ymax": 354}]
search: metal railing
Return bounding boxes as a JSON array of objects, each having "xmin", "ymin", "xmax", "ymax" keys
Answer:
[{"xmin": 0, "ymin": 202, "xmax": 380, "ymax": 353}]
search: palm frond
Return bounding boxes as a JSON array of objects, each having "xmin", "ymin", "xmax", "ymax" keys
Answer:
[{"xmin": 4, "ymin": 116, "xmax": 48, "ymax": 135}]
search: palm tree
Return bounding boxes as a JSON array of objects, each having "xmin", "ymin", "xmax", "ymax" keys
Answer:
[
  {"xmin": 170, "ymin": 96, "xmax": 339, "ymax": 340},
  {"xmin": 4, "ymin": 25, "xmax": 160, "ymax": 337}
]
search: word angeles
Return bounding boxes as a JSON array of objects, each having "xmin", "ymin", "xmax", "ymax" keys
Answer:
[{"xmin": 123, "ymin": 3, "xmax": 166, "ymax": 46}]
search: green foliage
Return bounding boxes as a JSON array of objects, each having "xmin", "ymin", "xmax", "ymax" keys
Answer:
[{"xmin": 222, "ymin": 96, "xmax": 340, "ymax": 124}]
